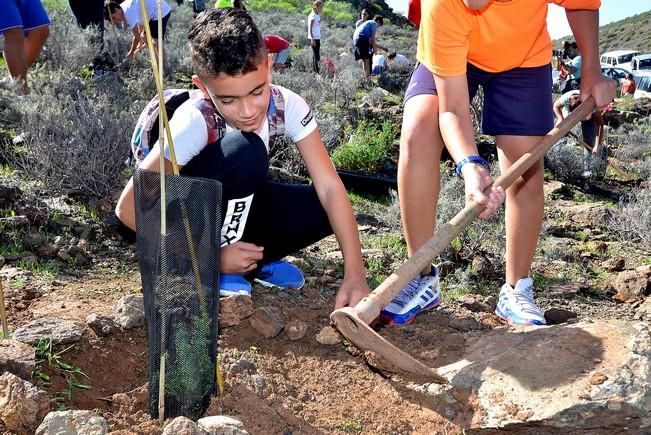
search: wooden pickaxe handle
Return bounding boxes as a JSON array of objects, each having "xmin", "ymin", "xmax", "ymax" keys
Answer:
[{"xmin": 352, "ymin": 97, "xmax": 596, "ymax": 324}]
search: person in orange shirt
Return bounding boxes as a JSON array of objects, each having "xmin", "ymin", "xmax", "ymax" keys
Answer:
[{"xmin": 379, "ymin": 0, "xmax": 616, "ymax": 327}]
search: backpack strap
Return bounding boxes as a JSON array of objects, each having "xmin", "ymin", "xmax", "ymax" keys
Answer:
[
  {"xmin": 190, "ymin": 90, "xmax": 227, "ymax": 145},
  {"xmin": 267, "ymin": 85, "xmax": 286, "ymax": 153}
]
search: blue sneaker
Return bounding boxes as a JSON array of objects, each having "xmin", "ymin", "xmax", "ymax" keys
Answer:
[
  {"xmin": 495, "ymin": 277, "xmax": 546, "ymax": 326},
  {"xmin": 219, "ymin": 274, "xmax": 252, "ymax": 297},
  {"xmin": 379, "ymin": 266, "xmax": 441, "ymax": 326},
  {"xmin": 254, "ymin": 261, "xmax": 305, "ymax": 289}
]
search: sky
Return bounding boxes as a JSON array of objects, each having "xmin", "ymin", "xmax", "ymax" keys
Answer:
[{"xmin": 385, "ymin": 0, "xmax": 651, "ymax": 39}]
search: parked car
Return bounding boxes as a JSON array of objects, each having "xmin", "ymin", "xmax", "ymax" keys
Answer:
[
  {"xmin": 634, "ymin": 75, "xmax": 651, "ymax": 99},
  {"xmin": 631, "ymin": 54, "xmax": 651, "ymax": 74},
  {"xmin": 600, "ymin": 50, "xmax": 640, "ymax": 71},
  {"xmin": 552, "ymin": 65, "xmax": 627, "ymax": 94}
]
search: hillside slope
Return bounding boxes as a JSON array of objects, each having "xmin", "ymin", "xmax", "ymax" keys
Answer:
[{"xmin": 599, "ymin": 9, "xmax": 651, "ymax": 53}]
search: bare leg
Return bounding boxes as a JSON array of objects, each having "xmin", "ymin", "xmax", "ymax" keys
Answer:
[
  {"xmin": 362, "ymin": 58, "xmax": 371, "ymax": 79},
  {"xmin": 398, "ymin": 94, "xmax": 445, "ymax": 276},
  {"xmin": 24, "ymin": 25, "xmax": 49, "ymax": 68},
  {"xmin": 3, "ymin": 27, "xmax": 28, "ymax": 93},
  {"xmin": 496, "ymin": 135, "xmax": 545, "ymax": 285}
]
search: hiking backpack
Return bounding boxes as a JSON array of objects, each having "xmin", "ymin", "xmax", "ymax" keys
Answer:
[{"xmin": 131, "ymin": 86, "xmax": 286, "ymax": 167}]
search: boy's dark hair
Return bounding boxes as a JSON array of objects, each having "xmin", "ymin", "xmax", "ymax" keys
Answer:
[
  {"xmin": 388, "ymin": 51, "xmax": 397, "ymax": 59},
  {"xmin": 188, "ymin": 9, "xmax": 266, "ymax": 78},
  {"xmin": 374, "ymin": 15, "xmax": 384, "ymax": 25},
  {"xmin": 104, "ymin": 1, "xmax": 121, "ymax": 21}
]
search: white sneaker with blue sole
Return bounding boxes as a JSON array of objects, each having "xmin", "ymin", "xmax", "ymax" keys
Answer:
[
  {"xmin": 495, "ymin": 277, "xmax": 546, "ymax": 326},
  {"xmin": 379, "ymin": 266, "xmax": 441, "ymax": 326}
]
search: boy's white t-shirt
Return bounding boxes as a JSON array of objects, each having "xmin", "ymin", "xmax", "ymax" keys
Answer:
[
  {"xmin": 307, "ymin": 11, "xmax": 321, "ymax": 40},
  {"xmin": 372, "ymin": 55, "xmax": 386, "ymax": 69},
  {"xmin": 163, "ymin": 85, "xmax": 318, "ymax": 166},
  {"xmin": 120, "ymin": 0, "xmax": 171, "ymax": 28}
]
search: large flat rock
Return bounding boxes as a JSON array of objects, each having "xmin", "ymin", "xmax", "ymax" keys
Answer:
[{"xmin": 433, "ymin": 320, "xmax": 650, "ymax": 433}]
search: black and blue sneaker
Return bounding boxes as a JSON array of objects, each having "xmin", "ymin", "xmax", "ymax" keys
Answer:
[{"xmin": 379, "ymin": 266, "xmax": 441, "ymax": 326}]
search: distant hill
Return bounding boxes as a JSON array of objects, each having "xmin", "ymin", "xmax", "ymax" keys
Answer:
[
  {"xmin": 599, "ymin": 10, "xmax": 651, "ymax": 53},
  {"xmin": 556, "ymin": 10, "xmax": 651, "ymax": 54}
]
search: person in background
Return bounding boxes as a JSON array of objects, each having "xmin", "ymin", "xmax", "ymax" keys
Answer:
[
  {"xmin": 104, "ymin": 0, "xmax": 172, "ymax": 65},
  {"xmin": 307, "ymin": 0, "xmax": 323, "ymax": 73},
  {"xmin": 388, "ymin": 51, "xmax": 411, "ymax": 68},
  {"xmin": 356, "ymin": 8, "xmax": 370, "ymax": 27},
  {"xmin": 69, "ymin": 0, "xmax": 105, "ymax": 49},
  {"xmin": 371, "ymin": 53, "xmax": 386, "ymax": 75},
  {"xmin": 264, "ymin": 34, "xmax": 291, "ymax": 73},
  {"xmin": 553, "ymin": 90, "xmax": 607, "ymax": 179},
  {"xmin": 621, "ymin": 73, "xmax": 636, "ymax": 97},
  {"xmin": 0, "ymin": 0, "xmax": 50, "ymax": 94},
  {"xmin": 558, "ymin": 42, "xmax": 582, "ymax": 92},
  {"xmin": 352, "ymin": 15, "xmax": 388, "ymax": 80}
]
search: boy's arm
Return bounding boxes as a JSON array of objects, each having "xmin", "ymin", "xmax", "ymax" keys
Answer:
[
  {"xmin": 433, "ymin": 73, "xmax": 505, "ymax": 219},
  {"xmin": 565, "ymin": 9, "xmax": 616, "ymax": 107},
  {"xmin": 115, "ymin": 145, "xmax": 176, "ymax": 231},
  {"xmin": 295, "ymin": 129, "xmax": 371, "ymax": 309},
  {"xmin": 371, "ymin": 34, "xmax": 387, "ymax": 53},
  {"xmin": 126, "ymin": 25, "xmax": 143, "ymax": 59},
  {"xmin": 553, "ymin": 99, "xmax": 565, "ymax": 124}
]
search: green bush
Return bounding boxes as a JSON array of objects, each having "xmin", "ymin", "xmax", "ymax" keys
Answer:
[{"xmin": 330, "ymin": 120, "xmax": 397, "ymax": 173}]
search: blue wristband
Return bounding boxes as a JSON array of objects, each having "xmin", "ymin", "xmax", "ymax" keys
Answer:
[{"xmin": 455, "ymin": 155, "xmax": 489, "ymax": 176}]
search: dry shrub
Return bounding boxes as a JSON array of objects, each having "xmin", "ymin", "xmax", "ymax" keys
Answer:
[
  {"xmin": 2, "ymin": 71, "xmax": 139, "ymax": 197},
  {"xmin": 609, "ymin": 185, "xmax": 651, "ymax": 250}
]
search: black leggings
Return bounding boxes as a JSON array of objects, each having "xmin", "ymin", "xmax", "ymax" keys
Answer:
[
  {"xmin": 181, "ymin": 131, "xmax": 332, "ymax": 263},
  {"xmin": 312, "ymin": 39, "xmax": 320, "ymax": 73}
]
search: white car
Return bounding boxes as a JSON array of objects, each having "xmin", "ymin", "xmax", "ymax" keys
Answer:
[
  {"xmin": 600, "ymin": 50, "xmax": 640, "ymax": 72},
  {"xmin": 634, "ymin": 75, "xmax": 651, "ymax": 99},
  {"xmin": 631, "ymin": 54, "xmax": 651, "ymax": 74}
]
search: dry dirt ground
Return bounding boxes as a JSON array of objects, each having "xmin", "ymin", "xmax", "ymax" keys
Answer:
[{"xmin": 1, "ymin": 180, "xmax": 647, "ymax": 435}]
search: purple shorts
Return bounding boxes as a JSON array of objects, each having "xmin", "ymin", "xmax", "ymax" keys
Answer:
[{"xmin": 404, "ymin": 62, "xmax": 554, "ymax": 136}]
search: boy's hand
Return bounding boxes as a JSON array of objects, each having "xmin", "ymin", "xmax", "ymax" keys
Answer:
[
  {"xmin": 580, "ymin": 71, "xmax": 616, "ymax": 108},
  {"xmin": 221, "ymin": 241, "xmax": 264, "ymax": 274},
  {"xmin": 461, "ymin": 164, "xmax": 505, "ymax": 220},
  {"xmin": 334, "ymin": 276, "xmax": 371, "ymax": 309}
]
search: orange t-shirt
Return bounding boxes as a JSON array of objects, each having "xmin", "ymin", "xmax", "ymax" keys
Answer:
[{"xmin": 417, "ymin": 0, "xmax": 600, "ymax": 77}]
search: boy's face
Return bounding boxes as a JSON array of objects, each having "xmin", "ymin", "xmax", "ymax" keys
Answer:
[
  {"xmin": 314, "ymin": 3, "xmax": 323, "ymax": 13},
  {"xmin": 193, "ymin": 54, "xmax": 273, "ymax": 132},
  {"xmin": 109, "ymin": 10, "xmax": 125, "ymax": 23}
]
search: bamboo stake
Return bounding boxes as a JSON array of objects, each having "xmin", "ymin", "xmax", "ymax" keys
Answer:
[{"xmin": 0, "ymin": 280, "xmax": 8, "ymax": 339}]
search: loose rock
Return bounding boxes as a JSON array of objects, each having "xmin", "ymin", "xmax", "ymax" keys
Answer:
[
  {"xmin": 285, "ymin": 320, "xmax": 308, "ymax": 341},
  {"xmin": 162, "ymin": 416, "xmax": 205, "ymax": 435},
  {"xmin": 13, "ymin": 317, "xmax": 84, "ymax": 345},
  {"xmin": 0, "ymin": 372, "xmax": 50, "ymax": 435},
  {"xmin": 220, "ymin": 295, "xmax": 254, "ymax": 327},
  {"xmin": 85, "ymin": 313, "xmax": 114, "ymax": 337},
  {"xmin": 544, "ymin": 308, "xmax": 578, "ymax": 325},
  {"xmin": 0, "ymin": 340, "xmax": 35, "ymax": 380},
  {"xmin": 36, "ymin": 410, "xmax": 108, "ymax": 435},
  {"xmin": 197, "ymin": 415, "xmax": 249, "ymax": 435},
  {"xmin": 114, "ymin": 294, "xmax": 145, "ymax": 329},
  {"xmin": 315, "ymin": 326, "xmax": 341, "ymax": 345},
  {"xmin": 249, "ymin": 307, "xmax": 284, "ymax": 338}
]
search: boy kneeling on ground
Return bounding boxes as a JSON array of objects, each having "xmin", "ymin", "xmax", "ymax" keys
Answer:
[{"xmin": 115, "ymin": 9, "xmax": 371, "ymax": 309}]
